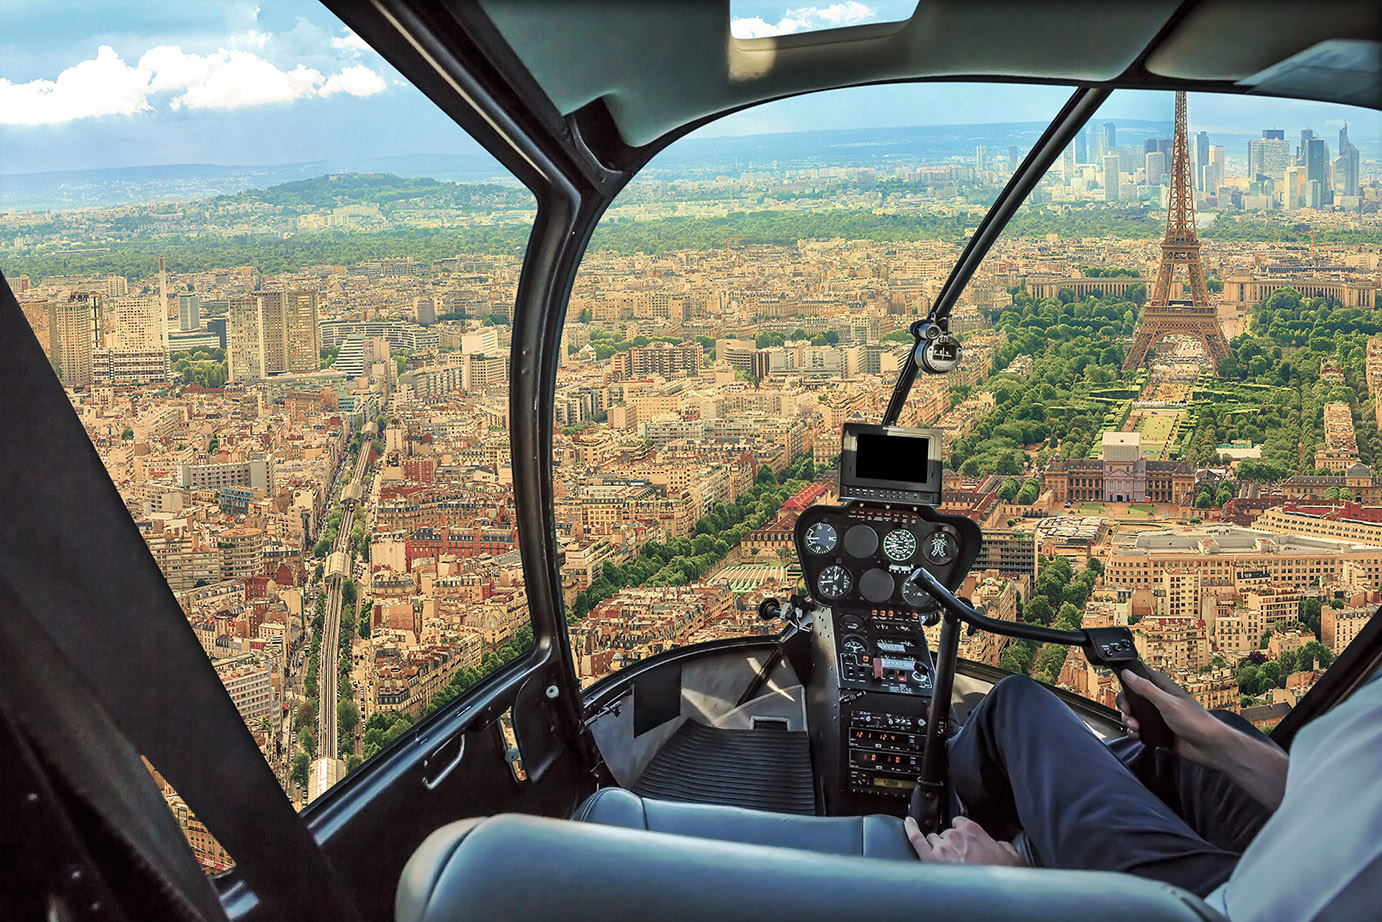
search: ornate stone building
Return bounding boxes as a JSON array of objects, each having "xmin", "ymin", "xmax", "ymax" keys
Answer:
[{"xmin": 1044, "ymin": 433, "xmax": 1194, "ymax": 505}]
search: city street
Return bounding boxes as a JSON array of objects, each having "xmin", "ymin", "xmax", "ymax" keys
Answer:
[{"xmin": 318, "ymin": 442, "xmax": 370, "ymax": 762}]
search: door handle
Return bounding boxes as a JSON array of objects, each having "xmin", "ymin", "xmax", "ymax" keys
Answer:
[{"xmin": 421, "ymin": 734, "xmax": 465, "ymax": 790}]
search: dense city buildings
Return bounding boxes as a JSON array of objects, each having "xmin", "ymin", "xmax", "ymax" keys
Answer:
[
  {"xmin": 227, "ymin": 290, "xmax": 322, "ymax": 380},
  {"xmin": 1105, "ymin": 527, "xmax": 1382, "ymax": 589}
]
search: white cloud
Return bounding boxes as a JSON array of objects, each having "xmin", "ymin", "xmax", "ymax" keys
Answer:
[
  {"xmin": 170, "ymin": 51, "xmax": 323, "ymax": 111},
  {"xmin": 0, "ymin": 38, "xmax": 390, "ymax": 125},
  {"xmin": 233, "ymin": 30, "xmax": 271, "ymax": 50},
  {"xmin": 320, "ymin": 65, "xmax": 387, "ymax": 98},
  {"xmin": 0, "ymin": 45, "xmax": 152, "ymax": 125},
  {"xmin": 141, "ymin": 45, "xmax": 214, "ymax": 94},
  {"xmin": 732, "ymin": 2, "xmax": 880, "ymax": 39},
  {"xmin": 331, "ymin": 31, "xmax": 372, "ymax": 54}
]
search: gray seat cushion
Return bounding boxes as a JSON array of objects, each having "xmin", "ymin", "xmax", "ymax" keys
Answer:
[
  {"xmin": 573, "ymin": 786, "xmax": 916, "ymax": 861},
  {"xmin": 396, "ymin": 812, "xmax": 1224, "ymax": 922}
]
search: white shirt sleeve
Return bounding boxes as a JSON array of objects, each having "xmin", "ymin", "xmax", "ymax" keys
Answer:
[{"xmin": 1204, "ymin": 671, "xmax": 1382, "ymax": 922}]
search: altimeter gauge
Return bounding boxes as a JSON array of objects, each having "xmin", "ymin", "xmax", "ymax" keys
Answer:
[
  {"xmin": 882, "ymin": 528, "xmax": 917, "ymax": 562},
  {"xmin": 816, "ymin": 565, "xmax": 853, "ymax": 600},
  {"xmin": 901, "ymin": 574, "xmax": 937, "ymax": 611},
  {"xmin": 803, "ymin": 522, "xmax": 838, "ymax": 555}
]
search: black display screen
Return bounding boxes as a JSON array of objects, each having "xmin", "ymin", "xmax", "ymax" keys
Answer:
[{"xmin": 855, "ymin": 433, "xmax": 930, "ymax": 485}]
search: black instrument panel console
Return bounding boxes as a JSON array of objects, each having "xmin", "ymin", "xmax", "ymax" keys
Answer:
[
  {"xmin": 797, "ymin": 502, "xmax": 983, "ymax": 806},
  {"xmin": 795, "ymin": 502, "xmax": 982, "ymax": 619}
]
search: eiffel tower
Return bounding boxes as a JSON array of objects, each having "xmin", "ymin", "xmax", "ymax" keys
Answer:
[{"xmin": 1123, "ymin": 91, "xmax": 1230, "ymax": 371}]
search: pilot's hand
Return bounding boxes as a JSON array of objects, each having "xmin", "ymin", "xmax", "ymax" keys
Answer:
[
  {"xmin": 905, "ymin": 815, "xmax": 1022, "ymax": 866},
  {"xmin": 1119, "ymin": 668, "xmax": 1224, "ymax": 768}
]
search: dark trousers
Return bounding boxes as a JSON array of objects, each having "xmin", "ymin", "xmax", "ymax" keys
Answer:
[{"xmin": 947, "ymin": 675, "xmax": 1273, "ymax": 896}]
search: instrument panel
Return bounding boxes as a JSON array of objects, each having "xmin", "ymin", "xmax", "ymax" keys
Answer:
[
  {"xmin": 795, "ymin": 503, "xmax": 980, "ymax": 616},
  {"xmin": 797, "ymin": 501, "xmax": 984, "ymax": 806}
]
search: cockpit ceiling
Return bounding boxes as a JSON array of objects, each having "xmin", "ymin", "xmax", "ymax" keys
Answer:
[{"xmin": 477, "ymin": 0, "xmax": 1381, "ymax": 148}]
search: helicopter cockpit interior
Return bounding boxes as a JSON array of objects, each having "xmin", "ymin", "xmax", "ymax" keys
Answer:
[
  {"xmin": 394, "ymin": 419, "xmax": 1189, "ymax": 922},
  {"xmin": 2, "ymin": 1, "xmax": 1380, "ymax": 921}
]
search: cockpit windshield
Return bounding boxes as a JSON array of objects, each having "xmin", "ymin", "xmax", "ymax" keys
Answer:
[
  {"xmin": 561, "ymin": 83, "xmax": 1072, "ymax": 687},
  {"xmin": 939, "ymin": 89, "xmax": 1380, "ymax": 733},
  {"xmin": 3, "ymin": 0, "xmax": 539, "ymax": 870},
  {"xmin": 562, "ymin": 83, "xmax": 1381, "ymax": 733}
]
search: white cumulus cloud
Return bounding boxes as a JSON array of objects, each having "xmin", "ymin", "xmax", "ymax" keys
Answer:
[
  {"xmin": 320, "ymin": 65, "xmax": 387, "ymax": 98},
  {"xmin": 0, "ymin": 45, "xmax": 152, "ymax": 125},
  {"xmin": 232, "ymin": 30, "xmax": 271, "ymax": 50},
  {"xmin": 330, "ymin": 31, "xmax": 372, "ymax": 54},
  {"xmin": 732, "ymin": 2, "xmax": 881, "ymax": 38},
  {"xmin": 167, "ymin": 50, "xmax": 323, "ymax": 111},
  {"xmin": 141, "ymin": 45, "xmax": 215, "ymax": 94},
  {"xmin": 0, "ymin": 34, "xmax": 389, "ymax": 125}
]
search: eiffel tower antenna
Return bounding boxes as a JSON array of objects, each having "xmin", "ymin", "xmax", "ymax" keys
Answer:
[{"xmin": 1124, "ymin": 91, "xmax": 1230, "ymax": 371}]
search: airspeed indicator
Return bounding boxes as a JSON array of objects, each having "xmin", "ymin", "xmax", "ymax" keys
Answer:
[{"xmin": 882, "ymin": 528, "xmax": 917, "ymax": 562}]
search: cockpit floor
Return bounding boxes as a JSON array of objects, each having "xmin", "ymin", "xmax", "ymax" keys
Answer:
[{"xmin": 631, "ymin": 720, "xmax": 816, "ymax": 815}]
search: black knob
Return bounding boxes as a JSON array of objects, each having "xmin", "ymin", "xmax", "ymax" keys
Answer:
[{"xmin": 758, "ymin": 598, "xmax": 782, "ymax": 621}]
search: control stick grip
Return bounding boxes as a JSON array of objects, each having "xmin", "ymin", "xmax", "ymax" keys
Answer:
[
  {"xmin": 1083, "ymin": 627, "xmax": 1174, "ymax": 750},
  {"xmin": 1116, "ymin": 660, "xmax": 1175, "ymax": 750}
]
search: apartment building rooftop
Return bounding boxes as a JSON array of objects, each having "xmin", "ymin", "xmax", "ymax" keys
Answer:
[{"xmin": 1115, "ymin": 525, "xmax": 1382, "ymax": 556}]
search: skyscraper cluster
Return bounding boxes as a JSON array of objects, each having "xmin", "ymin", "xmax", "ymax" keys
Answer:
[
  {"xmin": 1248, "ymin": 130, "xmax": 1291, "ymax": 185},
  {"xmin": 1334, "ymin": 124, "xmax": 1361, "ymax": 201},
  {"xmin": 1053, "ymin": 111, "xmax": 1367, "ymax": 214}
]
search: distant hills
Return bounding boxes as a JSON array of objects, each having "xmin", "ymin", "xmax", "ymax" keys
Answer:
[
  {"xmin": 216, "ymin": 173, "xmax": 530, "ymax": 211},
  {"xmin": 6, "ymin": 115, "xmax": 1376, "ymax": 213},
  {"xmin": 1, "ymin": 162, "xmax": 331, "ymax": 212},
  {"xmin": 0, "ymin": 153, "xmax": 516, "ymax": 212}
]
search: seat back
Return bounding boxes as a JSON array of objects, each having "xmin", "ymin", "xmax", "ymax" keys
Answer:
[{"xmin": 397, "ymin": 813, "xmax": 1224, "ymax": 922}]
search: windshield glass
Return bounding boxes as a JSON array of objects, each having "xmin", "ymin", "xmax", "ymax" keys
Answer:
[
  {"xmin": 563, "ymin": 83, "xmax": 1380, "ymax": 730},
  {"xmin": 943, "ymin": 89, "xmax": 1380, "ymax": 731},
  {"xmin": 559, "ymin": 82, "xmax": 1072, "ymax": 687},
  {"xmin": 4, "ymin": 0, "xmax": 536, "ymax": 871}
]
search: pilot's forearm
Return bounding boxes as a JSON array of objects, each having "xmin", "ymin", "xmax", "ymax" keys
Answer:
[{"xmin": 1209, "ymin": 721, "xmax": 1288, "ymax": 811}]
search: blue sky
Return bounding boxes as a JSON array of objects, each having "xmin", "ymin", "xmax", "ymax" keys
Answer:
[
  {"xmin": 0, "ymin": 0, "xmax": 484, "ymax": 174},
  {"xmin": 1, "ymin": 1, "xmax": 1376, "ymax": 175}
]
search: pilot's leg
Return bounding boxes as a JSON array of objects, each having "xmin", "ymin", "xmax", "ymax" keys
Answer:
[
  {"xmin": 947, "ymin": 675, "xmax": 1238, "ymax": 896},
  {"xmin": 1108, "ymin": 710, "xmax": 1273, "ymax": 853}
]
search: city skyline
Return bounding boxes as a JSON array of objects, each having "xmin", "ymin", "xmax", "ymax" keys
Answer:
[{"xmin": 2, "ymin": 113, "xmax": 1377, "ymax": 214}]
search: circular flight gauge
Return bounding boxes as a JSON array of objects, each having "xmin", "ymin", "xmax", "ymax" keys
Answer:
[
  {"xmin": 802, "ymin": 522, "xmax": 838, "ymax": 555},
  {"xmin": 843, "ymin": 524, "xmax": 879, "ymax": 558},
  {"xmin": 859, "ymin": 568, "xmax": 895, "ymax": 604},
  {"xmin": 922, "ymin": 530, "xmax": 959, "ymax": 566},
  {"xmin": 882, "ymin": 528, "xmax": 918, "ymax": 563},
  {"xmin": 816, "ymin": 565, "xmax": 853, "ymax": 600},
  {"xmin": 901, "ymin": 575, "xmax": 938, "ymax": 610},
  {"xmin": 841, "ymin": 636, "xmax": 868, "ymax": 657}
]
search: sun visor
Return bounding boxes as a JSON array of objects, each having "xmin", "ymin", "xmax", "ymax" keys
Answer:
[{"xmin": 1239, "ymin": 40, "xmax": 1382, "ymax": 109}]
